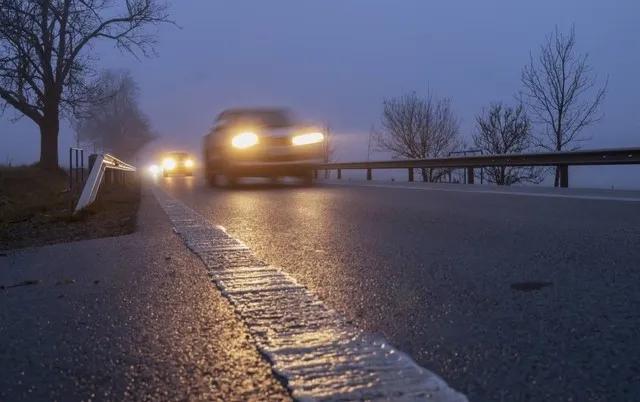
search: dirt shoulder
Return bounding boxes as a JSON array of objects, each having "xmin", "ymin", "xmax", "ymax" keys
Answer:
[{"xmin": 0, "ymin": 166, "xmax": 140, "ymax": 251}]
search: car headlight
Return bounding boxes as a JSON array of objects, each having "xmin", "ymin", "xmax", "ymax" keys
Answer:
[
  {"xmin": 184, "ymin": 159, "xmax": 194, "ymax": 168},
  {"xmin": 162, "ymin": 158, "xmax": 176, "ymax": 170},
  {"xmin": 292, "ymin": 132, "xmax": 324, "ymax": 146},
  {"xmin": 148, "ymin": 164, "xmax": 160, "ymax": 175},
  {"xmin": 231, "ymin": 132, "xmax": 259, "ymax": 149}
]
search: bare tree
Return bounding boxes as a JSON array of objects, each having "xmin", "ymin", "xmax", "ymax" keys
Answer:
[
  {"xmin": 473, "ymin": 102, "xmax": 543, "ymax": 185},
  {"xmin": 521, "ymin": 25, "xmax": 607, "ymax": 186},
  {"xmin": 0, "ymin": 0, "xmax": 170, "ymax": 170},
  {"xmin": 75, "ymin": 69, "xmax": 154, "ymax": 160},
  {"xmin": 375, "ymin": 92, "xmax": 460, "ymax": 182}
]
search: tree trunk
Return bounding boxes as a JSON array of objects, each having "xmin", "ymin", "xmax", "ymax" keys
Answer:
[{"xmin": 39, "ymin": 112, "xmax": 60, "ymax": 170}]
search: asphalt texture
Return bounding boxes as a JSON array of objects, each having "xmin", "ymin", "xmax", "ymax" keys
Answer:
[
  {"xmin": 158, "ymin": 176, "xmax": 640, "ymax": 402},
  {"xmin": 0, "ymin": 190, "xmax": 291, "ymax": 401}
]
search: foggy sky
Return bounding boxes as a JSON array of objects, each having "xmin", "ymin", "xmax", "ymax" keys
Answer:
[{"xmin": 2, "ymin": 0, "xmax": 639, "ymax": 187}]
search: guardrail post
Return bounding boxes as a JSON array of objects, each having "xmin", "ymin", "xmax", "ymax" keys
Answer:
[
  {"xmin": 80, "ymin": 149, "xmax": 84, "ymax": 184},
  {"xmin": 559, "ymin": 165, "xmax": 569, "ymax": 188},
  {"xmin": 408, "ymin": 168, "xmax": 414, "ymax": 182},
  {"xmin": 88, "ymin": 154, "xmax": 97, "ymax": 172},
  {"xmin": 337, "ymin": 169, "xmax": 341, "ymax": 179},
  {"xmin": 467, "ymin": 167, "xmax": 475, "ymax": 184},
  {"xmin": 69, "ymin": 148, "xmax": 72, "ymax": 191},
  {"xmin": 366, "ymin": 168, "xmax": 372, "ymax": 181},
  {"xmin": 75, "ymin": 150, "xmax": 79, "ymax": 188}
]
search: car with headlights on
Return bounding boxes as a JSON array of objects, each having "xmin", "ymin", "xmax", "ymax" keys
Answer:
[
  {"xmin": 161, "ymin": 151, "xmax": 195, "ymax": 177},
  {"xmin": 203, "ymin": 108, "xmax": 324, "ymax": 186}
]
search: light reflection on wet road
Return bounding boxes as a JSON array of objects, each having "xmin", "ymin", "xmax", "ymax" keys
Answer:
[{"xmin": 158, "ymin": 176, "xmax": 640, "ymax": 402}]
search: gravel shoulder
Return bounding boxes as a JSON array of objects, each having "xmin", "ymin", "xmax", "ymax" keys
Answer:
[{"xmin": 0, "ymin": 187, "xmax": 291, "ymax": 401}]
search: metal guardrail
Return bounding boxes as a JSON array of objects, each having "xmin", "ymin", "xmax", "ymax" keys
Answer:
[
  {"xmin": 74, "ymin": 153, "xmax": 136, "ymax": 213},
  {"xmin": 316, "ymin": 147, "xmax": 640, "ymax": 187}
]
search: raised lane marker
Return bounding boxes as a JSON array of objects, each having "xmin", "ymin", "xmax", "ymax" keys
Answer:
[{"xmin": 153, "ymin": 188, "xmax": 467, "ymax": 402}]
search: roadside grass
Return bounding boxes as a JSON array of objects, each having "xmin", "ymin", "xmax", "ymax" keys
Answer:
[
  {"xmin": 0, "ymin": 165, "xmax": 140, "ymax": 250},
  {"xmin": 0, "ymin": 164, "xmax": 68, "ymax": 224}
]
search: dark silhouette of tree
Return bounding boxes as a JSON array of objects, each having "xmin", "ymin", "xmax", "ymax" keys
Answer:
[
  {"xmin": 0, "ymin": 0, "xmax": 170, "ymax": 170},
  {"xmin": 521, "ymin": 25, "xmax": 607, "ymax": 186},
  {"xmin": 473, "ymin": 102, "xmax": 543, "ymax": 185},
  {"xmin": 74, "ymin": 70, "xmax": 153, "ymax": 160},
  {"xmin": 375, "ymin": 92, "xmax": 460, "ymax": 182}
]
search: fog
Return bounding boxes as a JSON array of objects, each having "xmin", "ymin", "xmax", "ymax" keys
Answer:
[{"xmin": 2, "ymin": 0, "xmax": 639, "ymax": 187}]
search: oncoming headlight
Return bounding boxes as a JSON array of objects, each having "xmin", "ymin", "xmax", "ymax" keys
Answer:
[
  {"xmin": 231, "ymin": 132, "xmax": 259, "ymax": 149},
  {"xmin": 163, "ymin": 157, "xmax": 176, "ymax": 170},
  {"xmin": 292, "ymin": 132, "xmax": 324, "ymax": 146},
  {"xmin": 184, "ymin": 159, "xmax": 194, "ymax": 168}
]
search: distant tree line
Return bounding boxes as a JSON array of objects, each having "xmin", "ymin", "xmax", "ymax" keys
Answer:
[
  {"xmin": 374, "ymin": 25, "xmax": 607, "ymax": 186},
  {"xmin": 74, "ymin": 70, "xmax": 154, "ymax": 160}
]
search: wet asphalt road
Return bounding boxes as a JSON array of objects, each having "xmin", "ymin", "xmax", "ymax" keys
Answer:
[
  {"xmin": 0, "ymin": 191, "xmax": 290, "ymax": 401},
  {"xmin": 159, "ymin": 177, "xmax": 640, "ymax": 402}
]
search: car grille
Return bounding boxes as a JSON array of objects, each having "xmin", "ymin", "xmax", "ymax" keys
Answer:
[{"xmin": 262, "ymin": 136, "xmax": 290, "ymax": 146}]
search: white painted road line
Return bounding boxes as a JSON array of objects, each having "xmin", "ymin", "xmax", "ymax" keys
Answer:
[
  {"xmin": 153, "ymin": 188, "xmax": 468, "ymax": 402},
  {"xmin": 325, "ymin": 182, "xmax": 640, "ymax": 202}
]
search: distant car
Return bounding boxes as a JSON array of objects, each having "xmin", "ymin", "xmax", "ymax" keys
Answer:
[
  {"xmin": 203, "ymin": 108, "xmax": 324, "ymax": 186},
  {"xmin": 161, "ymin": 151, "xmax": 195, "ymax": 177}
]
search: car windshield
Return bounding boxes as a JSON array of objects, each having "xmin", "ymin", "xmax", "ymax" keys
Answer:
[
  {"xmin": 216, "ymin": 109, "xmax": 293, "ymax": 128},
  {"xmin": 166, "ymin": 152, "xmax": 188, "ymax": 160}
]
